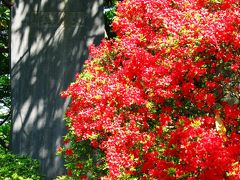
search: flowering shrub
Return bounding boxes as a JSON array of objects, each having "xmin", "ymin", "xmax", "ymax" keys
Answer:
[{"xmin": 60, "ymin": 0, "xmax": 240, "ymax": 179}]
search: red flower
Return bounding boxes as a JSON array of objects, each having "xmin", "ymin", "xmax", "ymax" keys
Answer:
[
  {"xmin": 76, "ymin": 163, "xmax": 83, "ymax": 169},
  {"xmin": 81, "ymin": 176, "xmax": 87, "ymax": 180},
  {"xmin": 56, "ymin": 146, "xmax": 62, "ymax": 154},
  {"xmin": 63, "ymin": 138, "xmax": 70, "ymax": 144},
  {"xmin": 90, "ymin": 140, "xmax": 99, "ymax": 149},
  {"xmin": 61, "ymin": 0, "xmax": 240, "ymax": 178},
  {"xmin": 65, "ymin": 149, "xmax": 73, "ymax": 156},
  {"xmin": 67, "ymin": 169, "xmax": 72, "ymax": 176},
  {"xmin": 206, "ymin": 93, "xmax": 215, "ymax": 106}
]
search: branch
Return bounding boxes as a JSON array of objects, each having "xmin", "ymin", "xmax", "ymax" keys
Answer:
[{"xmin": 0, "ymin": 113, "xmax": 10, "ymax": 126}]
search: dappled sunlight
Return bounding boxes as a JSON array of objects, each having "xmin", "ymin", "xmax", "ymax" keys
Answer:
[{"xmin": 11, "ymin": 0, "xmax": 105, "ymax": 178}]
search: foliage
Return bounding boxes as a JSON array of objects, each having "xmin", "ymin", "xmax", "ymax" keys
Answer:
[
  {"xmin": 55, "ymin": 176, "xmax": 74, "ymax": 180},
  {"xmin": 104, "ymin": 0, "xmax": 118, "ymax": 6},
  {"xmin": 0, "ymin": 0, "xmax": 11, "ymax": 150},
  {"xmin": 104, "ymin": 0, "xmax": 118, "ymax": 38},
  {"xmin": 0, "ymin": 121, "xmax": 10, "ymax": 148},
  {"xmin": 61, "ymin": 0, "xmax": 240, "ymax": 179},
  {"xmin": 0, "ymin": 119, "xmax": 41, "ymax": 179},
  {"xmin": 0, "ymin": 2, "xmax": 10, "ymax": 78},
  {"xmin": 0, "ymin": 147, "xmax": 41, "ymax": 180},
  {"xmin": 57, "ymin": 118, "xmax": 108, "ymax": 179}
]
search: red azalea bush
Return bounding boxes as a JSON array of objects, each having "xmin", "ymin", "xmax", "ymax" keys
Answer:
[{"xmin": 60, "ymin": 0, "xmax": 240, "ymax": 179}]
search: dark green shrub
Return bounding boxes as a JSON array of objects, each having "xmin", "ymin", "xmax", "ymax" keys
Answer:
[
  {"xmin": 0, "ymin": 121, "xmax": 10, "ymax": 149},
  {"xmin": 104, "ymin": 0, "xmax": 118, "ymax": 38},
  {"xmin": 0, "ymin": 147, "xmax": 41, "ymax": 180}
]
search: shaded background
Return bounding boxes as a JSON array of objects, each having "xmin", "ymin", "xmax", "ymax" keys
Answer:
[{"xmin": 11, "ymin": 0, "xmax": 104, "ymax": 178}]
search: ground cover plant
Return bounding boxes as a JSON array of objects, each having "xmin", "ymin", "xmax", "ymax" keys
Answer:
[
  {"xmin": 60, "ymin": 0, "xmax": 240, "ymax": 179},
  {"xmin": 0, "ymin": 145, "xmax": 41, "ymax": 179}
]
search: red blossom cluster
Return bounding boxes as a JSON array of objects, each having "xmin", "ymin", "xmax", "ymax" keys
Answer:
[{"xmin": 61, "ymin": 0, "xmax": 240, "ymax": 179}]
